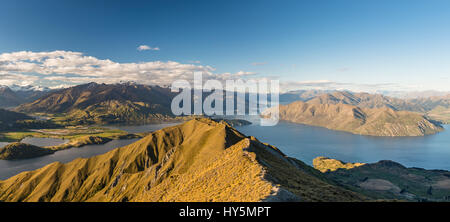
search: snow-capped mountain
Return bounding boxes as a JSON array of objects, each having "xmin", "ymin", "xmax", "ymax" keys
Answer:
[
  {"xmin": 6, "ymin": 84, "xmax": 51, "ymax": 92},
  {"xmin": 0, "ymin": 85, "xmax": 52, "ymax": 108}
]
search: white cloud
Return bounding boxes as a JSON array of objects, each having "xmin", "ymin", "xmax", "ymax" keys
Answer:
[
  {"xmin": 0, "ymin": 72, "xmax": 39, "ymax": 86},
  {"xmin": 0, "ymin": 50, "xmax": 255, "ymax": 87},
  {"xmin": 48, "ymin": 84, "xmax": 74, "ymax": 90},
  {"xmin": 137, "ymin": 45, "xmax": 160, "ymax": 51},
  {"xmin": 0, "ymin": 50, "xmax": 427, "ymax": 94}
]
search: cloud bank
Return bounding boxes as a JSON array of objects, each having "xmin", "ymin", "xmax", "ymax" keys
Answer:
[
  {"xmin": 0, "ymin": 50, "xmax": 428, "ymax": 94},
  {"xmin": 0, "ymin": 50, "xmax": 255, "ymax": 87}
]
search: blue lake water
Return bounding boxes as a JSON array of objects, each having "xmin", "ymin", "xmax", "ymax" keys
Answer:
[
  {"xmin": 0, "ymin": 123, "xmax": 177, "ymax": 180},
  {"xmin": 0, "ymin": 137, "xmax": 69, "ymax": 149},
  {"xmin": 0, "ymin": 139, "xmax": 139, "ymax": 180},
  {"xmin": 21, "ymin": 137, "xmax": 69, "ymax": 147},
  {"xmin": 234, "ymin": 121, "xmax": 450, "ymax": 171},
  {"xmin": 109, "ymin": 119, "xmax": 450, "ymax": 170}
]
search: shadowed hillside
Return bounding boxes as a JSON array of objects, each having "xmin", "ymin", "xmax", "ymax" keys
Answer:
[
  {"xmin": 0, "ymin": 109, "xmax": 32, "ymax": 125},
  {"xmin": 0, "ymin": 85, "xmax": 50, "ymax": 108},
  {"xmin": 0, "ymin": 109, "xmax": 59, "ymax": 131},
  {"xmin": 0, "ymin": 143, "xmax": 55, "ymax": 160},
  {"xmin": 0, "ymin": 119, "xmax": 365, "ymax": 202},
  {"xmin": 314, "ymin": 157, "xmax": 450, "ymax": 201},
  {"xmin": 270, "ymin": 101, "xmax": 443, "ymax": 136}
]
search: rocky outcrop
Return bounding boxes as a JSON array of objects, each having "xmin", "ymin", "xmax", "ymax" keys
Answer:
[{"xmin": 313, "ymin": 157, "xmax": 365, "ymax": 173}]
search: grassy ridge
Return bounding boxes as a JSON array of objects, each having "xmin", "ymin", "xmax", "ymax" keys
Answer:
[{"xmin": 0, "ymin": 119, "xmax": 365, "ymax": 202}]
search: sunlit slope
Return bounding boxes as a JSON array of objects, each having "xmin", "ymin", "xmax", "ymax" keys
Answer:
[
  {"xmin": 272, "ymin": 101, "xmax": 443, "ymax": 136},
  {"xmin": 0, "ymin": 119, "xmax": 364, "ymax": 202}
]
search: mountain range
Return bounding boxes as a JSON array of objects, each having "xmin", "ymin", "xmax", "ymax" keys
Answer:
[
  {"xmin": 279, "ymin": 90, "xmax": 450, "ymax": 124},
  {"xmin": 3, "ymin": 83, "xmax": 450, "ymax": 127},
  {"xmin": 15, "ymin": 82, "xmax": 178, "ymax": 124},
  {"xmin": 271, "ymin": 101, "xmax": 443, "ymax": 136}
]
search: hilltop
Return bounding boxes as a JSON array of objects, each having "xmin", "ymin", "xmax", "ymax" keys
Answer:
[
  {"xmin": 0, "ymin": 119, "xmax": 365, "ymax": 202},
  {"xmin": 271, "ymin": 101, "xmax": 443, "ymax": 136},
  {"xmin": 314, "ymin": 157, "xmax": 450, "ymax": 201}
]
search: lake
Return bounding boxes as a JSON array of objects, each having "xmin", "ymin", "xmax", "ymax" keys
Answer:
[
  {"xmin": 21, "ymin": 137, "xmax": 69, "ymax": 147},
  {"xmin": 0, "ymin": 139, "xmax": 140, "ymax": 180},
  {"xmin": 0, "ymin": 137, "xmax": 68, "ymax": 149},
  {"xmin": 109, "ymin": 118, "xmax": 450, "ymax": 171},
  {"xmin": 234, "ymin": 121, "xmax": 450, "ymax": 171},
  {"xmin": 0, "ymin": 123, "xmax": 179, "ymax": 180}
]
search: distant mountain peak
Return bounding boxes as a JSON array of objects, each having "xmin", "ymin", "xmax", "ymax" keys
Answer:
[{"xmin": 9, "ymin": 84, "xmax": 49, "ymax": 92}]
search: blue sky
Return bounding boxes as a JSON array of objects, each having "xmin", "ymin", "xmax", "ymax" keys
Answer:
[{"xmin": 0, "ymin": 0, "xmax": 449, "ymax": 92}]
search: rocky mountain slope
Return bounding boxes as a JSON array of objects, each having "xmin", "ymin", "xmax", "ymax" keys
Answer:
[
  {"xmin": 0, "ymin": 86, "xmax": 22, "ymax": 108},
  {"xmin": 306, "ymin": 91, "xmax": 427, "ymax": 112},
  {"xmin": 279, "ymin": 89, "xmax": 334, "ymax": 103},
  {"xmin": 0, "ymin": 119, "xmax": 365, "ymax": 202},
  {"xmin": 314, "ymin": 157, "xmax": 450, "ymax": 201},
  {"xmin": 427, "ymin": 106, "xmax": 450, "ymax": 124},
  {"xmin": 0, "ymin": 85, "xmax": 50, "ymax": 108},
  {"xmin": 271, "ymin": 101, "xmax": 443, "ymax": 136},
  {"xmin": 281, "ymin": 90, "xmax": 450, "ymax": 123},
  {"xmin": 15, "ymin": 82, "xmax": 178, "ymax": 124}
]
